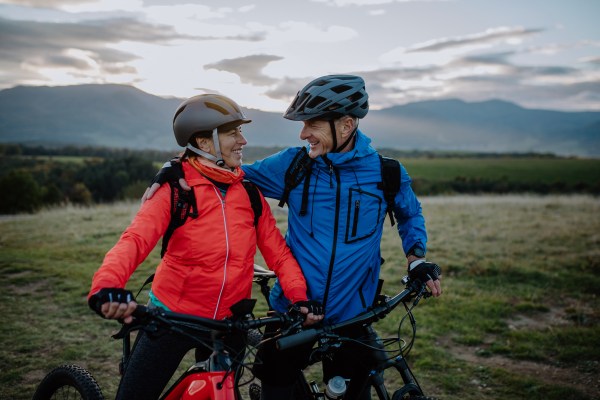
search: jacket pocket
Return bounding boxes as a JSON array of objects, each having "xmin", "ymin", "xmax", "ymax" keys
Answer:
[
  {"xmin": 178, "ymin": 266, "xmax": 194, "ymax": 304},
  {"xmin": 345, "ymin": 188, "xmax": 382, "ymax": 244},
  {"xmin": 358, "ymin": 267, "xmax": 375, "ymax": 309}
]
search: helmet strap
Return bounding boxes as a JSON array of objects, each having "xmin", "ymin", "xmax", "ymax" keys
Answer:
[
  {"xmin": 186, "ymin": 130, "xmax": 232, "ymax": 170},
  {"xmin": 329, "ymin": 120, "xmax": 338, "ymax": 153},
  {"xmin": 330, "ymin": 119, "xmax": 358, "ymax": 154}
]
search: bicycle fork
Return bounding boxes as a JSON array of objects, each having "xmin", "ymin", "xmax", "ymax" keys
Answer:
[{"xmin": 344, "ymin": 326, "xmax": 422, "ymax": 400}]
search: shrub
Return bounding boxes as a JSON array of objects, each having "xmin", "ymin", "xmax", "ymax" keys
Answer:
[
  {"xmin": 0, "ymin": 169, "xmax": 41, "ymax": 214},
  {"xmin": 41, "ymin": 184, "xmax": 64, "ymax": 205},
  {"xmin": 67, "ymin": 183, "xmax": 92, "ymax": 205}
]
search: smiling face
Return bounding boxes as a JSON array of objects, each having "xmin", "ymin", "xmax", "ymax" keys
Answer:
[
  {"xmin": 299, "ymin": 120, "xmax": 334, "ymax": 158},
  {"xmin": 196, "ymin": 125, "xmax": 248, "ymax": 168},
  {"xmin": 299, "ymin": 117, "xmax": 356, "ymax": 159}
]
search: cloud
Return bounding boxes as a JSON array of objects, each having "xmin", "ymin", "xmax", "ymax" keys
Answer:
[
  {"xmin": 0, "ymin": 0, "xmax": 96, "ymax": 7},
  {"xmin": 204, "ymin": 54, "xmax": 284, "ymax": 86},
  {"xmin": 312, "ymin": 0, "xmax": 449, "ymax": 6},
  {"xmin": 0, "ymin": 14, "xmax": 267, "ymax": 87},
  {"xmin": 369, "ymin": 9, "xmax": 386, "ymax": 15},
  {"xmin": 238, "ymin": 4, "xmax": 255, "ymax": 12},
  {"xmin": 407, "ymin": 26, "xmax": 543, "ymax": 53},
  {"xmin": 579, "ymin": 56, "xmax": 600, "ymax": 65}
]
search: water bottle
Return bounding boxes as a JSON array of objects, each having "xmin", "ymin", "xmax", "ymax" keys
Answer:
[{"xmin": 325, "ymin": 376, "xmax": 347, "ymax": 399}]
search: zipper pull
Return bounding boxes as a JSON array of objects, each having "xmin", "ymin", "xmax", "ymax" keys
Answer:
[
  {"xmin": 329, "ymin": 165, "xmax": 333, "ymax": 188},
  {"xmin": 355, "ymin": 200, "xmax": 360, "ymax": 210}
]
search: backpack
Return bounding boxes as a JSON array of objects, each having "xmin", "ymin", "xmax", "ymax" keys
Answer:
[
  {"xmin": 279, "ymin": 147, "xmax": 402, "ymax": 226},
  {"xmin": 135, "ymin": 179, "xmax": 263, "ymax": 298}
]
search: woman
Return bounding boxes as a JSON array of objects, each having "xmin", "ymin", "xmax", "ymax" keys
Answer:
[{"xmin": 87, "ymin": 94, "xmax": 323, "ymax": 400}]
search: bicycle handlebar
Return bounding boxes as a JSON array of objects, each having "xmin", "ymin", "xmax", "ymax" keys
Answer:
[
  {"xmin": 131, "ymin": 305, "xmax": 289, "ymax": 333},
  {"xmin": 276, "ymin": 278, "xmax": 426, "ymax": 351}
]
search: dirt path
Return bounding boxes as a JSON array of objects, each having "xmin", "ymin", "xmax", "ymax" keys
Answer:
[{"xmin": 439, "ymin": 307, "xmax": 600, "ymax": 399}]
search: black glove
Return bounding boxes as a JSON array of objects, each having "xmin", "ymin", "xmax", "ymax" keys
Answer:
[
  {"xmin": 292, "ymin": 300, "xmax": 324, "ymax": 316},
  {"xmin": 148, "ymin": 157, "xmax": 184, "ymax": 188},
  {"xmin": 88, "ymin": 288, "xmax": 134, "ymax": 317},
  {"xmin": 408, "ymin": 262, "xmax": 441, "ymax": 285}
]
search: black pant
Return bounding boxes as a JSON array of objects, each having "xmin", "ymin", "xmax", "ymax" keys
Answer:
[
  {"xmin": 253, "ymin": 323, "xmax": 373, "ymax": 397},
  {"xmin": 115, "ymin": 323, "xmax": 245, "ymax": 400}
]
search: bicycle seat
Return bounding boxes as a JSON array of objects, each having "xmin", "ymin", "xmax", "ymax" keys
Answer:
[{"xmin": 253, "ymin": 264, "xmax": 276, "ymax": 279}]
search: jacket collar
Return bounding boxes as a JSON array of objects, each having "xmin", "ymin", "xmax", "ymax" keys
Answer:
[
  {"xmin": 313, "ymin": 129, "xmax": 376, "ymax": 167},
  {"xmin": 183, "ymin": 160, "xmax": 245, "ymax": 187}
]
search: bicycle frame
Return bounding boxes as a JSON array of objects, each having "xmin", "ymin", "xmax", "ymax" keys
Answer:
[{"xmin": 116, "ymin": 268, "xmax": 429, "ymax": 400}]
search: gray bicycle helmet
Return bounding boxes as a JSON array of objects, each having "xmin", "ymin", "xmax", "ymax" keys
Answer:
[
  {"xmin": 173, "ymin": 94, "xmax": 251, "ymax": 167},
  {"xmin": 283, "ymin": 75, "xmax": 368, "ymax": 153}
]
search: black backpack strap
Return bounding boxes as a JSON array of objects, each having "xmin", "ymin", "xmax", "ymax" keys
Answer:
[
  {"xmin": 377, "ymin": 154, "xmax": 401, "ymax": 227},
  {"xmin": 135, "ymin": 273, "xmax": 155, "ymax": 300},
  {"xmin": 241, "ymin": 179, "xmax": 263, "ymax": 227},
  {"xmin": 299, "ymin": 162, "xmax": 313, "ymax": 216},
  {"xmin": 278, "ymin": 147, "xmax": 313, "ymax": 211},
  {"xmin": 161, "ymin": 182, "xmax": 198, "ymax": 258}
]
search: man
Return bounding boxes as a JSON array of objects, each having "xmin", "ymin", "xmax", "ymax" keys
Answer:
[{"xmin": 143, "ymin": 75, "xmax": 442, "ymax": 399}]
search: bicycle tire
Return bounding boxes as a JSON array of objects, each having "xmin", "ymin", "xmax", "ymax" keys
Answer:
[
  {"xmin": 403, "ymin": 396, "xmax": 441, "ymax": 400},
  {"xmin": 32, "ymin": 364, "xmax": 104, "ymax": 400}
]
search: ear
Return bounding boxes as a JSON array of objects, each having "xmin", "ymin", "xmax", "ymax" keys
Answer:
[
  {"xmin": 196, "ymin": 137, "xmax": 212, "ymax": 153},
  {"xmin": 339, "ymin": 118, "xmax": 354, "ymax": 139}
]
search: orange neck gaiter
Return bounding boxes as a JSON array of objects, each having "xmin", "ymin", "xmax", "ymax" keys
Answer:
[{"xmin": 188, "ymin": 156, "xmax": 242, "ymax": 185}]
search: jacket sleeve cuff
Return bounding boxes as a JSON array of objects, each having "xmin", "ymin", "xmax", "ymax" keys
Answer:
[{"xmin": 286, "ymin": 287, "xmax": 308, "ymax": 303}]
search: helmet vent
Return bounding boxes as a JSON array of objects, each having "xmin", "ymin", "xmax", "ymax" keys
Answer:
[
  {"xmin": 306, "ymin": 96, "xmax": 326, "ymax": 109},
  {"xmin": 313, "ymin": 80, "xmax": 328, "ymax": 86},
  {"xmin": 345, "ymin": 102, "xmax": 359, "ymax": 111},
  {"xmin": 216, "ymin": 96, "xmax": 241, "ymax": 113},
  {"xmin": 328, "ymin": 103, "xmax": 342, "ymax": 111},
  {"xmin": 205, "ymin": 102, "xmax": 230, "ymax": 115},
  {"xmin": 360, "ymin": 101, "xmax": 369, "ymax": 110},
  {"xmin": 296, "ymin": 93, "xmax": 311, "ymax": 112},
  {"xmin": 330, "ymin": 84, "xmax": 352, "ymax": 94},
  {"xmin": 346, "ymin": 92, "xmax": 363, "ymax": 103},
  {"xmin": 173, "ymin": 105, "xmax": 187, "ymax": 123}
]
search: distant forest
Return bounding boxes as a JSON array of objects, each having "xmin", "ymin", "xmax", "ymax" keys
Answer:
[
  {"xmin": 1, "ymin": 143, "xmax": 560, "ymax": 161},
  {"xmin": 0, "ymin": 143, "xmax": 595, "ymax": 214}
]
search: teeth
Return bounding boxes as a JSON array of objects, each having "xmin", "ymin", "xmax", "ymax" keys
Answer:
[{"xmin": 232, "ymin": 150, "xmax": 242, "ymax": 154}]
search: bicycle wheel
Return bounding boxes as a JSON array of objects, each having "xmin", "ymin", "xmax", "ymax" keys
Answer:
[
  {"xmin": 402, "ymin": 396, "xmax": 441, "ymax": 400},
  {"xmin": 32, "ymin": 365, "xmax": 104, "ymax": 400}
]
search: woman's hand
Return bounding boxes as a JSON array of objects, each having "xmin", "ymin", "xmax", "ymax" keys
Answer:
[
  {"xmin": 101, "ymin": 300, "xmax": 138, "ymax": 324},
  {"xmin": 294, "ymin": 300, "xmax": 324, "ymax": 326},
  {"xmin": 89, "ymin": 288, "xmax": 138, "ymax": 324}
]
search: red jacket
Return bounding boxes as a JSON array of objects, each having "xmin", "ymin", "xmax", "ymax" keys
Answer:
[{"xmin": 89, "ymin": 161, "xmax": 307, "ymax": 319}]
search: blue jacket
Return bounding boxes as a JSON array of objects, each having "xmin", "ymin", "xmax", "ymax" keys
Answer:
[{"xmin": 242, "ymin": 130, "xmax": 427, "ymax": 324}]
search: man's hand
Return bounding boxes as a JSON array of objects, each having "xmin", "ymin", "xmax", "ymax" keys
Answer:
[
  {"xmin": 88, "ymin": 288, "xmax": 138, "ymax": 324},
  {"xmin": 294, "ymin": 300, "xmax": 324, "ymax": 326},
  {"xmin": 408, "ymin": 261, "xmax": 442, "ymax": 298},
  {"xmin": 141, "ymin": 159, "xmax": 190, "ymax": 204}
]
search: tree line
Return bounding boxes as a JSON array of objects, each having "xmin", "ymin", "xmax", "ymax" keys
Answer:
[{"xmin": 0, "ymin": 155, "xmax": 156, "ymax": 214}]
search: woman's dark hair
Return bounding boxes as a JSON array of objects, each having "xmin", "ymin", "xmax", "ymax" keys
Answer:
[
  {"xmin": 180, "ymin": 124, "xmax": 241, "ymax": 159},
  {"xmin": 181, "ymin": 130, "xmax": 214, "ymax": 159}
]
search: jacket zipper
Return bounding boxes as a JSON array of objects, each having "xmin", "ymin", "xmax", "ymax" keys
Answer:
[
  {"xmin": 322, "ymin": 166, "xmax": 341, "ymax": 312},
  {"xmin": 178, "ymin": 267, "xmax": 195, "ymax": 304},
  {"xmin": 352, "ymin": 200, "xmax": 360, "ymax": 237},
  {"xmin": 212, "ymin": 185, "xmax": 230, "ymax": 319},
  {"xmin": 329, "ymin": 164, "xmax": 333, "ymax": 188}
]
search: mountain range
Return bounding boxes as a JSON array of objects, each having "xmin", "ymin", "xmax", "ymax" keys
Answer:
[{"xmin": 0, "ymin": 84, "xmax": 598, "ymax": 156}]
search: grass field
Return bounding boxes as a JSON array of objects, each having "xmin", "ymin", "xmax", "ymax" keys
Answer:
[
  {"xmin": 396, "ymin": 158, "xmax": 600, "ymax": 184},
  {"xmin": 1, "ymin": 196, "xmax": 599, "ymax": 399}
]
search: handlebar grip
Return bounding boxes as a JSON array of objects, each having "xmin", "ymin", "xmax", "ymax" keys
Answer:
[
  {"xmin": 276, "ymin": 329, "xmax": 318, "ymax": 351},
  {"xmin": 131, "ymin": 305, "xmax": 147, "ymax": 319}
]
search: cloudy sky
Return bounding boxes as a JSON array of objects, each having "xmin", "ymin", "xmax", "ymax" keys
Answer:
[{"xmin": 1, "ymin": 0, "xmax": 599, "ymax": 111}]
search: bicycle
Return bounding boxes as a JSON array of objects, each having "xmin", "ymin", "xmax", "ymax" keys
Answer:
[{"xmin": 32, "ymin": 264, "xmax": 441, "ymax": 400}]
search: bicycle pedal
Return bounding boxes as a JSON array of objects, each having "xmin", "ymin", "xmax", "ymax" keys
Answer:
[{"xmin": 249, "ymin": 383, "xmax": 261, "ymax": 400}]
